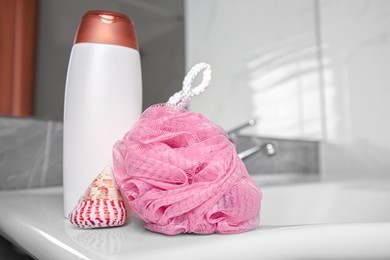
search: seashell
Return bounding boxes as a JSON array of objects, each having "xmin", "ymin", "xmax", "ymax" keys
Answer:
[{"xmin": 69, "ymin": 165, "xmax": 128, "ymax": 228}]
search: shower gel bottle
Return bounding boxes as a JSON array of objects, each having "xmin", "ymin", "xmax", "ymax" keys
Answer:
[{"xmin": 63, "ymin": 10, "xmax": 142, "ymax": 217}]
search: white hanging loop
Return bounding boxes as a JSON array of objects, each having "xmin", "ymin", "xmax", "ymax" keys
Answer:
[{"xmin": 167, "ymin": 63, "xmax": 212, "ymax": 109}]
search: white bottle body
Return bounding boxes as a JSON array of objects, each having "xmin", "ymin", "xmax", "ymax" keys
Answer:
[{"xmin": 63, "ymin": 43, "xmax": 142, "ymax": 217}]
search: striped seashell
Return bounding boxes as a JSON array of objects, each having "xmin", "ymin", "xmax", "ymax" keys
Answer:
[{"xmin": 69, "ymin": 165, "xmax": 128, "ymax": 228}]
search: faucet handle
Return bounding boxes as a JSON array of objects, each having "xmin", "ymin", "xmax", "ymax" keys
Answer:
[
  {"xmin": 228, "ymin": 119, "xmax": 256, "ymax": 141},
  {"xmin": 238, "ymin": 142, "xmax": 277, "ymax": 160}
]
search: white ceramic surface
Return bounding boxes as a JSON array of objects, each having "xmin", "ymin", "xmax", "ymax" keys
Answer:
[
  {"xmin": 319, "ymin": 0, "xmax": 390, "ymax": 180},
  {"xmin": 185, "ymin": 0, "xmax": 322, "ymax": 140},
  {"xmin": 0, "ymin": 180, "xmax": 389, "ymax": 259},
  {"xmin": 185, "ymin": 0, "xmax": 390, "ymax": 180}
]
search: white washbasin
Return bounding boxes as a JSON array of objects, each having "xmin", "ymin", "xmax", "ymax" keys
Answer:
[
  {"xmin": 257, "ymin": 177, "xmax": 390, "ymax": 226},
  {"xmin": 0, "ymin": 178, "xmax": 389, "ymax": 259}
]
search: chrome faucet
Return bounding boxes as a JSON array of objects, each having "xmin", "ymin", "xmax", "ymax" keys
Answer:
[
  {"xmin": 227, "ymin": 119, "xmax": 256, "ymax": 142},
  {"xmin": 228, "ymin": 120, "xmax": 276, "ymax": 160},
  {"xmin": 237, "ymin": 142, "xmax": 276, "ymax": 160}
]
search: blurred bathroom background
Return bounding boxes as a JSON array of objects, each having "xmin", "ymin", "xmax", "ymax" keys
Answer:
[
  {"xmin": 187, "ymin": 0, "xmax": 390, "ymax": 181},
  {"xmin": 1, "ymin": 0, "xmax": 390, "ymax": 258}
]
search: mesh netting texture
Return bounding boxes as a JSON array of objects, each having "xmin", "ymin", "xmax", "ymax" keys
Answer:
[{"xmin": 112, "ymin": 104, "xmax": 262, "ymax": 235}]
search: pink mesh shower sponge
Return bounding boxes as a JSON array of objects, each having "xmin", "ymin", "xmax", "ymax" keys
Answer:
[{"xmin": 112, "ymin": 63, "xmax": 262, "ymax": 235}]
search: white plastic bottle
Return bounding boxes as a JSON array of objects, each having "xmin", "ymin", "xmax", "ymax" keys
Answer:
[{"xmin": 63, "ymin": 10, "xmax": 142, "ymax": 217}]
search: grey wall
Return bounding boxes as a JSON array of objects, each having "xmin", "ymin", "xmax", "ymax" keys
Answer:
[
  {"xmin": 34, "ymin": 0, "xmax": 184, "ymax": 120},
  {"xmin": 0, "ymin": 116, "xmax": 62, "ymax": 190}
]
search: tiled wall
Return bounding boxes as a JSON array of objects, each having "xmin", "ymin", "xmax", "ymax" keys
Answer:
[
  {"xmin": 0, "ymin": 117, "xmax": 62, "ymax": 190},
  {"xmin": 186, "ymin": 0, "xmax": 390, "ymax": 179},
  {"xmin": 185, "ymin": 0, "xmax": 323, "ymax": 140},
  {"xmin": 236, "ymin": 135, "xmax": 319, "ymax": 175},
  {"xmin": 319, "ymin": 0, "xmax": 390, "ymax": 180}
]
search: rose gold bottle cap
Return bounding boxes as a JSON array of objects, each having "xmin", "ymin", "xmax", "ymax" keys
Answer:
[{"xmin": 74, "ymin": 10, "xmax": 138, "ymax": 50}]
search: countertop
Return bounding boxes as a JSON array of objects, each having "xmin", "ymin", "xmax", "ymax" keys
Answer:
[
  {"xmin": 1, "ymin": 186, "xmax": 390, "ymax": 260},
  {"xmin": 0, "ymin": 187, "xmax": 267, "ymax": 260}
]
